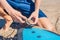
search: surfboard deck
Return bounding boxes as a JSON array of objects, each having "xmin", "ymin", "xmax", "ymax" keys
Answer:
[{"xmin": 22, "ymin": 27, "xmax": 60, "ymax": 40}]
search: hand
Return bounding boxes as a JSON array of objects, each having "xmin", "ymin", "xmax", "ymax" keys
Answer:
[
  {"xmin": 28, "ymin": 11, "xmax": 39, "ymax": 24},
  {"xmin": 8, "ymin": 9, "xmax": 27, "ymax": 23}
]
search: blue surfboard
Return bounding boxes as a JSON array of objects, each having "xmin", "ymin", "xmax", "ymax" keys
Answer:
[{"xmin": 22, "ymin": 27, "xmax": 60, "ymax": 40}]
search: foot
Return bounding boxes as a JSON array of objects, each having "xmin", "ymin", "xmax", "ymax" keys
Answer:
[{"xmin": 3, "ymin": 26, "xmax": 9, "ymax": 32}]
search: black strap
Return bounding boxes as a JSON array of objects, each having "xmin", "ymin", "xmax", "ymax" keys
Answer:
[{"xmin": 17, "ymin": 28, "xmax": 24, "ymax": 40}]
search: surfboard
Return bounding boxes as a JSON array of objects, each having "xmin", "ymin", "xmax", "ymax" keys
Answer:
[{"xmin": 22, "ymin": 27, "xmax": 60, "ymax": 40}]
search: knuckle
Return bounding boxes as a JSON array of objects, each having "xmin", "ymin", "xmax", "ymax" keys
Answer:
[{"xmin": 21, "ymin": 22, "xmax": 24, "ymax": 23}]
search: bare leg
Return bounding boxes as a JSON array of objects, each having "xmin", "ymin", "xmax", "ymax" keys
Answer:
[
  {"xmin": 37, "ymin": 17, "xmax": 57, "ymax": 33},
  {"xmin": 36, "ymin": 19, "xmax": 43, "ymax": 28},
  {"xmin": 0, "ymin": 6, "xmax": 13, "ymax": 31}
]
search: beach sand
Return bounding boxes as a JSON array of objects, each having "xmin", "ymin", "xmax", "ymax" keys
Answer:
[{"xmin": 40, "ymin": 0, "xmax": 60, "ymax": 33}]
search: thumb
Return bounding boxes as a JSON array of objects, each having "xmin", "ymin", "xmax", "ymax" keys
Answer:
[
  {"xmin": 28, "ymin": 15, "xmax": 32, "ymax": 20},
  {"xmin": 31, "ymin": 18, "xmax": 38, "ymax": 24}
]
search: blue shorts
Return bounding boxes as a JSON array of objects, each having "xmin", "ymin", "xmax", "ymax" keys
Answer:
[{"xmin": 7, "ymin": 0, "xmax": 47, "ymax": 18}]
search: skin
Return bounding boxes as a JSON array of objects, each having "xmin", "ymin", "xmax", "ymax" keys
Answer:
[
  {"xmin": 28, "ymin": 0, "xmax": 56, "ymax": 33},
  {"xmin": 28, "ymin": 0, "xmax": 41, "ymax": 24},
  {"xmin": 0, "ymin": 6, "xmax": 13, "ymax": 31},
  {"xmin": 0, "ymin": 0, "xmax": 57, "ymax": 33},
  {"xmin": 0, "ymin": 0, "xmax": 27, "ymax": 23}
]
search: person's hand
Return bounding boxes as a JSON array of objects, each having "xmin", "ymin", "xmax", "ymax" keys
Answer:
[
  {"xmin": 8, "ymin": 9, "xmax": 27, "ymax": 23},
  {"xmin": 0, "ymin": 0, "xmax": 27, "ymax": 23},
  {"xmin": 28, "ymin": 11, "xmax": 39, "ymax": 24}
]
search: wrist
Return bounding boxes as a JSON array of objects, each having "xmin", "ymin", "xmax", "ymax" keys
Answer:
[
  {"xmin": 35, "ymin": 9, "xmax": 39, "ymax": 12},
  {"xmin": 34, "ymin": 10, "xmax": 39, "ymax": 13}
]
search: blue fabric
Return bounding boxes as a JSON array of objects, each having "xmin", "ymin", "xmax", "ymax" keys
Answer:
[
  {"xmin": 7, "ymin": 0, "xmax": 47, "ymax": 18},
  {"xmin": 0, "ymin": 19, "xmax": 6, "ymax": 29}
]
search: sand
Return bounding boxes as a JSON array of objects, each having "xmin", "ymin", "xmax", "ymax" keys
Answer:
[{"xmin": 40, "ymin": 0, "xmax": 60, "ymax": 33}]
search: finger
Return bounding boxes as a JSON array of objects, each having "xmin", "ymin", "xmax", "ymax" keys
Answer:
[
  {"xmin": 14, "ymin": 13, "xmax": 25, "ymax": 23},
  {"xmin": 31, "ymin": 17, "xmax": 38, "ymax": 24},
  {"xmin": 21, "ymin": 15, "xmax": 27, "ymax": 20},
  {"xmin": 28, "ymin": 15, "xmax": 32, "ymax": 20},
  {"xmin": 17, "ymin": 13, "xmax": 27, "ymax": 20},
  {"xmin": 34, "ymin": 18, "xmax": 38, "ymax": 24},
  {"xmin": 16, "ymin": 16, "xmax": 25, "ymax": 23}
]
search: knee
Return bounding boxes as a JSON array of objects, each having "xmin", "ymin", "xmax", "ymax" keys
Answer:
[
  {"xmin": 0, "ymin": 7, "xmax": 13, "ymax": 23},
  {"xmin": 4, "ymin": 15, "xmax": 13, "ymax": 22}
]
